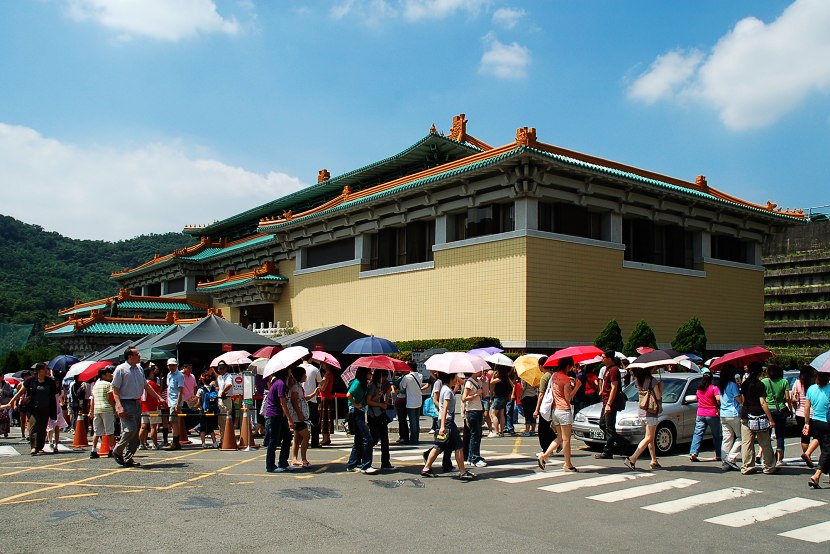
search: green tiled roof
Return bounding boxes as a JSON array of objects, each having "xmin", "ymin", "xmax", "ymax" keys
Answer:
[
  {"xmin": 182, "ymin": 234, "xmax": 275, "ymax": 261},
  {"xmin": 46, "ymin": 322, "xmax": 174, "ymax": 336},
  {"xmin": 118, "ymin": 300, "xmax": 205, "ymax": 311},
  {"xmin": 197, "ymin": 274, "xmax": 287, "ymax": 292},
  {"xmin": 45, "ymin": 325, "xmax": 77, "ymax": 335},
  {"xmin": 184, "ymin": 133, "xmax": 481, "ymax": 237},
  {"xmin": 61, "ymin": 303, "xmax": 109, "ymax": 316}
]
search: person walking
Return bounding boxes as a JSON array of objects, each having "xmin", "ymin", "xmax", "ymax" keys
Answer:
[
  {"xmin": 623, "ymin": 367, "xmax": 663, "ymax": 471},
  {"xmin": 420, "ymin": 372, "xmax": 477, "ymax": 481},
  {"xmin": 88, "ymin": 366, "xmax": 116, "ymax": 459},
  {"xmin": 537, "ymin": 357, "xmax": 581, "ymax": 472},
  {"xmin": 739, "ymin": 362, "xmax": 777, "ymax": 475},
  {"xmin": 762, "ymin": 363, "xmax": 790, "ymax": 467},
  {"xmin": 803, "ymin": 370, "xmax": 830, "ymax": 489},
  {"xmin": 462, "ymin": 368, "xmax": 487, "ymax": 468},
  {"xmin": 533, "ymin": 358, "xmax": 555, "ymax": 453},
  {"xmin": 366, "ymin": 369, "xmax": 395, "ymax": 471},
  {"xmin": 717, "ymin": 366, "xmax": 743, "ymax": 471},
  {"xmin": 111, "ymin": 348, "xmax": 163, "ymax": 467},
  {"xmin": 2, "ymin": 362, "xmax": 58, "ymax": 455},
  {"xmin": 346, "ymin": 366, "xmax": 378, "ymax": 474},
  {"xmin": 287, "ymin": 366, "xmax": 312, "ymax": 468},
  {"xmin": 689, "ymin": 368, "xmax": 722, "ymax": 462},
  {"xmin": 264, "ymin": 367, "xmax": 295, "ymax": 473},
  {"xmin": 791, "ymin": 365, "xmax": 815, "ymax": 466},
  {"xmin": 596, "ymin": 350, "xmax": 623, "ymax": 459},
  {"xmin": 400, "ymin": 365, "xmax": 426, "ymax": 445}
]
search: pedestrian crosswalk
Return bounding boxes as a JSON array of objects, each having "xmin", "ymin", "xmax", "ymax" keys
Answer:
[{"xmin": 486, "ymin": 457, "xmax": 829, "ymax": 544}]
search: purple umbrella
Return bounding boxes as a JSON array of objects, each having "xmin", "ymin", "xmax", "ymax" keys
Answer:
[{"xmin": 468, "ymin": 347, "xmax": 504, "ymax": 359}]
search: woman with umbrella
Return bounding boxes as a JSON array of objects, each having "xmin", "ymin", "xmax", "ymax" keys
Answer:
[
  {"xmin": 1, "ymin": 363, "xmax": 58, "ymax": 455},
  {"xmin": 420, "ymin": 371, "xmax": 476, "ymax": 481},
  {"xmin": 623, "ymin": 366, "xmax": 663, "ymax": 471},
  {"xmin": 802, "ymin": 368, "xmax": 830, "ymax": 489},
  {"xmin": 537, "ymin": 357, "xmax": 581, "ymax": 472},
  {"xmin": 366, "ymin": 368, "xmax": 395, "ymax": 471},
  {"xmin": 346, "ymin": 366, "xmax": 378, "ymax": 474}
]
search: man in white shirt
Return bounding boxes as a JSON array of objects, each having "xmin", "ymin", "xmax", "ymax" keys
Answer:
[
  {"xmin": 400, "ymin": 366, "xmax": 426, "ymax": 444},
  {"xmin": 165, "ymin": 358, "xmax": 184, "ymax": 450},
  {"xmin": 215, "ymin": 362, "xmax": 234, "ymax": 439},
  {"xmin": 300, "ymin": 354, "xmax": 322, "ymax": 448}
]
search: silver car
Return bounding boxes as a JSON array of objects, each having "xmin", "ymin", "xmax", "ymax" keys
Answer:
[{"xmin": 572, "ymin": 372, "xmax": 712, "ymax": 456}]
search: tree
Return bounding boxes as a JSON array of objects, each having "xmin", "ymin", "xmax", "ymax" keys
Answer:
[
  {"xmin": 671, "ymin": 316, "xmax": 707, "ymax": 358},
  {"xmin": 623, "ymin": 320, "xmax": 658, "ymax": 357},
  {"xmin": 594, "ymin": 319, "xmax": 624, "ymax": 353}
]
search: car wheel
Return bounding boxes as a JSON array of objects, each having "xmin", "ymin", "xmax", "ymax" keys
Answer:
[{"xmin": 655, "ymin": 422, "xmax": 676, "ymax": 456}]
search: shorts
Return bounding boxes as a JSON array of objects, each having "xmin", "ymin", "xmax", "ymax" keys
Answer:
[
  {"xmin": 142, "ymin": 413, "xmax": 161, "ymax": 425},
  {"xmin": 199, "ymin": 413, "xmax": 217, "ymax": 434},
  {"xmin": 643, "ymin": 415, "xmax": 659, "ymax": 427},
  {"xmin": 93, "ymin": 412, "xmax": 115, "ymax": 436},
  {"xmin": 549, "ymin": 409, "xmax": 573, "ymax": 426},
  {"xmin": 293, "ymin": 421, "xmax": 308, "ymax": 432},
  {"xmin": 482, "ymin": 398, "xmax": 491, "ymax": 411},
  {"xmin": 434, "ymin": 421, "xmax": 462, "ymax": 452},
  {"xmin": 491, "ymin": 396, "xmax": 508, "ymax": 411}
]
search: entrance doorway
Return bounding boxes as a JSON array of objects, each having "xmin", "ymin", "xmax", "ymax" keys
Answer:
[{"xmin": 239, "ymin": 304, "xmax": 274, "ymax": 329}]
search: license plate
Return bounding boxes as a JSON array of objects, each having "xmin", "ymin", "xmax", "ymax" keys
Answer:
[{"xmin": 589, "ymin": 429, "xmax": 605, "ymax": 440}]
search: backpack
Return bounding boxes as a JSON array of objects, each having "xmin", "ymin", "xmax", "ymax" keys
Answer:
[{"xmin": 201, "ymin": 385, "xmax": 219, "ymax": 413}]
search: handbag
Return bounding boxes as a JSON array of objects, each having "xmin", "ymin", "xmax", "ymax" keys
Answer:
[
  {"xmin": 747, "ymin": 413, "xmax": 771, "ymax": 431},
  {"xmin": 422, "ymin": 397, "xmax": 439, "ymax": 418},
  {"xmin": 638, "ymin": 379, "xmax": 660, "ymax": 415}
]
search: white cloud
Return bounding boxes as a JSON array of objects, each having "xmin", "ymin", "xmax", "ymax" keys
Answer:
[
  {"xmin": 628, "ymin": 0, "xmax": 830, "ymax": 130},
  {"xmin": 0, "ymin": 123, "xmax": 305, "ymax": 241},
  {"xmin": 327, "ymin": 0, "xmax": 486, "ymax": 23},
  {"xmin": 402, "ymin": 0, "xmax": 487, "ymax": 21},
  {"xmin": 492, "ymin": 7, "xmax": 524, "ymax": 29},
  {"xmin": 66, "ymin": 0, "xmax": 239, "ymax": 41},
  {"xmin": 479, "ymin": 34, "xmax": 530, "ymax": 80}
]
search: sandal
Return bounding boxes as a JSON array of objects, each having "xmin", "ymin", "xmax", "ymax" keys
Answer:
[
  {"xmin": 624, "ymin": 457, "xmax": 636, "ymax": 471},
  {"xmin": 689, "ymin": 454, "xmax": 699, "ymax": 462},
  {"xmin": 301, "ymin": 461, "xmax": 311, "ymax": 468},
  {"xmin": 801, "ymin": 453, "xmax": 814, "ymax": 469},
  {"xmin": 537, "ymin": 456, "xmax": 546, "ymax": 471},
  {"xmin": 563, "ymin": 466, "xmax": 578, "ymax": 472},
  {"xmin": 650, "ymin": 461, "xmax": 662, "ymax": 469},
  {"xmin": 459, "ymin": 470, "xmax": 477, "ymax": 481},
  {"xmin": 808, "ymin": 477, "xmax": 821, "ymax": 489}
]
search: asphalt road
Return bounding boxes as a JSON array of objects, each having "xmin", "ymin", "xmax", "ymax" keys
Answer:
[{"xmin": 0, "ymin": 424, "xmax": 828, "ymax": 554}]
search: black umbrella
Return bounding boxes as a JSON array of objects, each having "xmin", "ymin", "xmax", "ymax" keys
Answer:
[
  {"xmin": 48, "ymin": 354, "xmax": 80, "ymax": 373},
  {"xmin": 628, "ymin": 349, "xmax": 687, "ymax": 369}
]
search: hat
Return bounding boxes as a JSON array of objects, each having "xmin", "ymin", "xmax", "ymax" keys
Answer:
[
  {"xmin": 217, "ymin": 361, "xmax": 228, "ymax": 369},
  {"xmin": 167, "ymin": 358, "xmax": 178, "ymax": 366}
]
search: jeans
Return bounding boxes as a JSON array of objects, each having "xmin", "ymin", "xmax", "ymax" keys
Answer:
[
  {"xmin": 406, "ymin": 407, "xmax": 421, "ymax": 444},
  {"xmin": 690, "ymin": 415, "xmax": 722, "ymax": 457},
  {"xmin": 720, "ymin": 416, "xmax": 742, "ymax": 463},
  {"xmin": 308, "ymin": 401, "xmax": 320, "ymax": 447},
  {"xmin": 600, "ymin": 408, "xmax": 618, "ymax": 455},
  {"xmin": 265, "ymin": 415, "xmax": 291, "ymax": 471},
  {"xmin": 347, "ymin": 409, "xmax": 373, "ymax": 470},
  {"xmin": 465, "ymin": 410, "xmax": 484, "ymax": 464},
  {"xmin": 113, "ymin": 399, "xmax": 141, "ymax": 463},
  {"xmin": 396, "ymin": 403, "xmax": 408, "ymax": 441},
  {"xmin": 368, "ymin": 415, "xmax": 391, "ymax": 468},
  {"xmin": 769, "ymin": 410, "xmax": 788, "ymax": 454},
  {"xmin": 504, "ymin": 400, "xmax": 516, "ymax": 433}
]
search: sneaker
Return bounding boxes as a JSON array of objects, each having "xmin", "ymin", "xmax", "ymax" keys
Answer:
[
  {"xmin": 487, "ymin": 433, "xmax": 497, "ymax": 438},
  {"xmin": 497, "ymin": 433, "xmax": 504, "ymax": 437},
  {"xmin": 201, "ymin": 444, "xmax": 209, "ymax": 449},
  {"xmin": 113, "ymin": 453, "xmax": 125, "ymax": 466},
  {"xmin": 123, "ymin": 460, "xmax": 141, "ymax": 468},
  {"xmin": 138, "ymin": 444, "xmax": 147, "ymax": 450},
  {"xmin": 458, "ymin": 470, "xmax": 477, "ymax": 481},
  {"xmin": 380, "ymin": 465, "xmax": 397, "ymax": 471},
  {"xmin": 149, "ymin": 443, "xmax": 159, "ymax": 450},
  {"xmin": 268, "ymin": 467, "xmax": 286, "ymax": 473},
  {"xmin": 721, "ymin": 463, "xmax": 734, "ymax": 472},
  {"xmin": 726, "ymin": 460, "xmax": 740, "ymax": 471},
  {"xmin": 345, "ymin": 467, "xmax": 359, "ymax": 473},
  {"xmin": 521, "ymin": 432, "xmax": 531, "ymax": 437},
  {"xmin": 89, "ymin": 451, "xmax": 99, "ymax": 459},
  {"xmin": 283, "ymin": 465, "xmax": 298, "ymax": 471},
  {"xmin": 474, "ymin": 460, "xmax": 487, "ymax": 468},
  {"xmin": 364, "ymin": 467, "xmax": 379, "ymax": 475}
]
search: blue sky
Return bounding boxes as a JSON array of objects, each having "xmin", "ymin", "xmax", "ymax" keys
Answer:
[{"xmin": 1, "ymin": 0, "xmax": 828, "ymax": 240}]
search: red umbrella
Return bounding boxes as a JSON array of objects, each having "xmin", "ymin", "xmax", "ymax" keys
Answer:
[
  {"xmin": 709, "ymin": 346, "xmax": 772, "ymax": 371},
  {"xmin": 352, "ymin": 355, "xmax": 411, "ymax": 373},
  {"xmin": 4, "ymin": 373, "xmax": 21, "ymax": 386},
  {"xmin": 636, "ymin": 346, "xmax": 655, "ymax": 355},
  {"xmin": 252, "ymin": 345, "xmax": 282, "ymax": 358},
  {"xmin": 543, "ymin": 346, "xmax": 603, "ymax": 367},
  {"xmin": 77, "ymin": 361, "xmax": 114, "ymax": 382}
]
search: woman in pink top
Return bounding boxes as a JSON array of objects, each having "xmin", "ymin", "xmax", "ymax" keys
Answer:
[
  {"xmin": 689, "ymin": 369, "xmax": 721, "ymax": 461},
  {"xmin": 537, "ymin": 357, "xmax": 581, "ymax": 472}
]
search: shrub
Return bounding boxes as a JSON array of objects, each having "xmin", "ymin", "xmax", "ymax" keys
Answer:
[
  {"xmin": 594, "ymin": 320, "xmax": 624, "ymax": 353},
  {"xmin": 623, "ymin": 320, "xmax": 657, "ymax": 357},
  {"xmin": 671, "ymin": 316, "xmax": 707, "ymax": 358}
]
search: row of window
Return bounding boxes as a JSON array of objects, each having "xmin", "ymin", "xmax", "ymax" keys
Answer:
[{"xmin": 302, "ymin": 202, "xmax": 755, "ymax": 271}]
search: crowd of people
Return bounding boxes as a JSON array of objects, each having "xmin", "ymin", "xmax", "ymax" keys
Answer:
[{"xmin": 1, "ymin": 346, "xmax": 828, "ymax": 490}]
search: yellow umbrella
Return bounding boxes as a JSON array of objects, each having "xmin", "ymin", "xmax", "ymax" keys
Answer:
[{"xmin": 513, "ymin": 354, "xmax": 545, "ymax": 387}]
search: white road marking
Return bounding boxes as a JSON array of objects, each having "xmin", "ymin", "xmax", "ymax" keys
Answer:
[
  {"xmin": 495, "ymin": 465, "xmax": 604, "ymax": 484},
  {"xmin": 704, "ymin": 498, "xmax": 826, "ymax": 527},
  {"xmin": 779, "ymin": 521, "xmax": 830, "ymax": 543},
  {"xmin": 642, "ymin": 487, "xmax": 758, "ymax": 515},
  {"xmin": 538, "ymin": 472, "xmax": 653, "ymax": 493},
  {"xmin": 0, "ymin": 446, "xmax": 20, "ymax": 457},
  {"xmin": 587, "ymin": 478, "xmax": 699, "ymax": 503}
]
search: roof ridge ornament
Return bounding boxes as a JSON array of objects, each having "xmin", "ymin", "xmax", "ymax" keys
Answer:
[
  {"xmin": 695, "ymin": 175, "xmax": 709, "ymax": 190},
  {"xmin": 448, "ymin": 114, "xmax": 467, "ymax": 142},
  {"xmin": 515, "ymin": 127, "xmax": 537, "ymax": 147},
  {"xmin": 318, "ymin": 169, "xmax": 330, "ymax": 183},
  {"xmin": 430, "ymin": 123, "xmax": 437, "ymax": 134}
]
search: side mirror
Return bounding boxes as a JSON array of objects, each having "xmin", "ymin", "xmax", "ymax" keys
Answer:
[{"xmin": 683, "ymin": 394, "xmax": 697, "ymax": 404}]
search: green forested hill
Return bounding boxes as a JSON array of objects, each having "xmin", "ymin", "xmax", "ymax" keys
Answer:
[{"xmin": 0, "ymin": 214, "xmax": 197, "ymax": 330}]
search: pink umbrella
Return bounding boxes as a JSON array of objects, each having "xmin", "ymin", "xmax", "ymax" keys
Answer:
[
  {"xmin": 210, "ymin": 350, "xmax": 252, "ymax": 367},
  {"xmin": 636, "ymin": 346, "xmax": 655, "ymax": 355},
  {"xmin": 543, "ymin": 345, "xmax": 603, "ymax": 367},
  {"xmin": 352, "ymin": 355, "xmax": 411, "ymax": 373},
  {"xmin": 710, "ymin": 346, "xmax": 772, "ymax": 371},
  {"xmin": 311, "ymin": 350, "xmax": 341, "ymax": 369},
  {"xmin": 77, "ymin": 361, "xmax": 115, "ymax": 383}
]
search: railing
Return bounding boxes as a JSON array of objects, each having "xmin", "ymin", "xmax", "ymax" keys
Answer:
[{"xmin": 248, "ymin": 321, "xmax": 295, "ymax": 338}]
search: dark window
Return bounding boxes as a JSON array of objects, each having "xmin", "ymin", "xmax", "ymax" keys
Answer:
[
  {"xmin": 167, "ymin": 277, "xmax": 185, "ymax": 294},
  {"xmin": 538, "ymin": 202, "xmax": 603, "ymax": 239},
  {"xmin": 623, "ymin": 218, "xmax": 693, "ymax": 269},
  {"xmin": 131, "ymin": 287, "xmax": 143, "ymax": 296},
  {"xmin": 452, "ymin": 203, "xmax": 514, "ymax": 241},
  {"xmin": 712, "ymin": 235, "xmax": 750, "ymax": 264},
  {"xmin": 305, "ymin": 237, "xmax": 355, "ymax": 269},
  {"xmin": 145, "ymin": 283, "xmax": 162, "ymax": 296},
  {"xmin": 370, "ymin": 220, "xmax": 435, "ymax": 270}
]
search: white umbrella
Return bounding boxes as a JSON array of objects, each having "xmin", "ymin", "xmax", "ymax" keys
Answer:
[
  {"xmin": 704, "ymin": 357, "xmax": 719, "ymax": 367},
  {"xmin": 678, "ymin": 359, "xmax": 701, "ymax": 372},
  {"xmin": 425, "ymin": 352, "xmax": 490, "ymax": 375},
  {"xmin": 65, "ymin": 360, "xmax": 97, "ymax": 380},
  {"xmin": 484, "ymin": 353, "xmax": 513, "ymax": 367},
  {"xmin": 263, "ymin": 346, "xmax": 310, "ymax": 379},
  {"xmin": 210, "ymin": 350, "xmax": 252, "ymax": 367},
  {"xmin": 248, "ymin": 358, "xmax": 269, "ymax": 375}
]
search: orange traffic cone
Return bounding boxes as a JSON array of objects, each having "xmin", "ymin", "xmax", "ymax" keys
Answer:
[
  {"xmin": 237, "ymin": 407, "xmax": 257, "ymax": 451},
  {"xmin": 98, "ymin": 434, "xmax": 111, "ymax": 456},
  {"xmin": 72, "ymin": 414, "xmax": 89, "ymax": 447},
  {"xmin": 219, "ymin": 414, "xmax": 237, "ymax": 451}
]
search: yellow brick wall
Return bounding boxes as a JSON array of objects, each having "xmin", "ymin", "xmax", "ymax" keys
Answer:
[
  {"xmin": 279, "ymin": 239, "xmax": 527, "ymax": 342},
  {"xmin": 526, "ymin": 237, "xmax": 763, "ymax": 346}
]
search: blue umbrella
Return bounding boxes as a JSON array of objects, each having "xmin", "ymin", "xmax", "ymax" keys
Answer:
[
  {"xmin": 468, "ymin": 347, "xmax": 503, "ymax": 358},
  {"xmin": 342, "ymin": 336, "xmax": 400, "ymax": 355},
  {"xmin": 48, "ymin": 354, "xmax": 80, "ymax": 373},
  {"xmin": 682, "ymin": 353, "xmax": 703, "ymax": 363}
]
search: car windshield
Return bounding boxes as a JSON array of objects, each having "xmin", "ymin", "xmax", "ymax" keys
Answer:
[{"xmin": 623, "ymin": 378, "xmax": 685, "ymax": 404}]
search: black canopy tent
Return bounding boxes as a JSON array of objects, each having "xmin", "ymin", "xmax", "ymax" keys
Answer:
[{"xmin": 275, "ymin": 324, "xmax": 367, "ymax": 353}]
